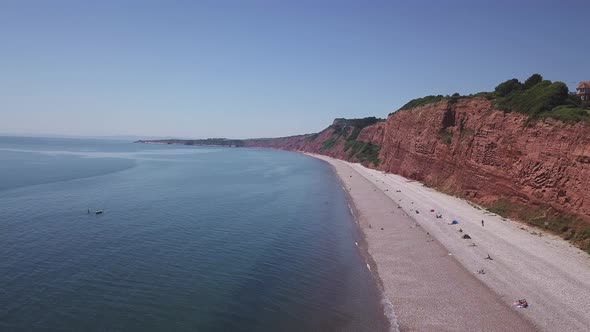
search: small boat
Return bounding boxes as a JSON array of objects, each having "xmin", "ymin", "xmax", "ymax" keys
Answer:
[{"xmin": 95, "ymin": 210, "xmax": 104, "ymax": 215}]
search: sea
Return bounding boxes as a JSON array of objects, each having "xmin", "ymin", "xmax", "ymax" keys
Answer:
[{"xmin": 0, "ymin": 137, "xmax": 389, "ymax": 332}]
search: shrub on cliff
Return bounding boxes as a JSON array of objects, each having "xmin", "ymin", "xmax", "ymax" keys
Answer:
[
  {"xmin": 331, "ymin": 117, "xmax": 382, "ymax": 137},
  {"xmin": 321, "ymin": 138, "xmax": 337, "ymax": 151},
  {"xmin": 540, "ymin": 105, "xmax": 590, "ymax": 123},
  {"xmin": 345, "ymin": 140, "xmax": 380, "ymax": 166},
  {"xmin": 393, "ymin": 74, "xmax": 588, "ymax": 123},
  {"xmin": 494, "ymin": 78, "xmax": 523, "ymax": 97},
  {"xmin": 399, "ymin": 95, "xmax": 446, "ymax": 110},
  {"xmin": 523, "ymin": 73, "xmax": 543, "ymax": 90},
  {"xmin": 495, "ymin": 80, "xmax": 569, "ymax": 117}
]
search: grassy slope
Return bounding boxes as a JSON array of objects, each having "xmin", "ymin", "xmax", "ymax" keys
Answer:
[{"xmin": 313, "ymin": 117, "xmax": 383, "ymax": 166}]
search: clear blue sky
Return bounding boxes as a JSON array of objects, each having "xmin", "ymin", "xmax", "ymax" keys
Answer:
[{"xmin": 1, "ymin": 0, "xmax": 588, "ymax": 138}]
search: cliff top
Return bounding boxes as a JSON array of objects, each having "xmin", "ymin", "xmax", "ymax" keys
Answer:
[{"xmin": 394, "ymin": 74, "xmax": 590, "ymax": 124}]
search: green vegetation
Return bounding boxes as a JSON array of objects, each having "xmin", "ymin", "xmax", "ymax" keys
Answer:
[
  {"xmin": 494, "ymin": 78, "xmax": 523, "ymax": 97},
  {"xmin": 321, "ymin": 138, "xmax": 337, "ymax": 151},
  {"xmin": 493, "ymin": 74, "xmax": 589, "ymax": 122},
  {"xmin": 495, "ymin": 79, "xmax": 568, "ymax": 115},
  {"xmin": 539, "ymin": 105, "xmax": 590, "ymax": 123},
  {"xmin": 332, "ymin": 117, "xmax": 382, "ymax": 129},
  {"xmin": 139, "ymin": 138, "xmax": 245, "ymax": 147},
  {"xmin": 487, "ymin": 199, "xmax": 513, "ymax": 216},
  {"xmin": 319, "ymin": 117, "xmax": 383, "ymax": 166},
  {"xmin": 487, "ymin": 198, "xmax": 590, "ymax": 253},
  {"xmin": 332, "ymin": 117, "xmax": 382, "ymax": 137},
  {"xmin": 345, "ymin": 140, "xmax": 380, "ymax": 166},
  {"xmin": 393, "ymin": 74, "xmax": 590, "ymax": 123},
  {"xmin": 399, "ymin": 95, "xmax": 447, "ymax": 110},
  {"xmin": 523, "ymin": 73, "xmax": 543, "ymax": 90},
  {"xmin": 472, "ymin": 91, "xmax": 495, "ymax": 100}
]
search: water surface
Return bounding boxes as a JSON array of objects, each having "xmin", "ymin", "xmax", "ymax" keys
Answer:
[{"xmin": 0, "ymin": 137, "xmax": 386, "ymax": 331}]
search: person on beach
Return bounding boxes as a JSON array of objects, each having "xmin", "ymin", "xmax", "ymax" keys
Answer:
[{"xmin": 482, "ymin": 219, "xmax": 485, "ymax": 227}]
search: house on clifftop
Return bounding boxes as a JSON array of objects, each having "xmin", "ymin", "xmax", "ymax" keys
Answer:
[{"xmin": 577, "ymin": 81, "xmax": 590, "ymax": 101}]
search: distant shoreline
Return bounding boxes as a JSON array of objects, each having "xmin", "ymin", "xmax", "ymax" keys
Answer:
[{"xmin": 135, "ymin": 139, "xmax": 245, "ymax": 148}]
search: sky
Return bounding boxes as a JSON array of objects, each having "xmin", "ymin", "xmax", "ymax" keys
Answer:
[{"xmin": 1, "ymin": 0, "xmax": 588, "ymax": 139}]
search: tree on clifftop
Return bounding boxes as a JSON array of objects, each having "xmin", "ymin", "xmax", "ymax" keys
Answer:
[
  {"xmin": 524, "ymin": 74, "xmax": 543, "ymax": 90},
  {"xmin": 495, "ymin": 78, "xmax": 523, "ymax": 97}
]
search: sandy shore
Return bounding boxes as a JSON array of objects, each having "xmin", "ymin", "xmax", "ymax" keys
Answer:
[{"xmin": 308, "ymin": 153, "xmax": 590, "ymax": 332}]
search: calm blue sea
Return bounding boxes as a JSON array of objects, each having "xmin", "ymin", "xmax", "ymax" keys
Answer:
[{"xmin": 0, "ymin": 137, "xmax": 386, "ymax": 331}]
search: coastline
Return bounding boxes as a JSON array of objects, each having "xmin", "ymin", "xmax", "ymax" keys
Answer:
[
  {"xmin": 337, "ymin": 167, "xmax": 399, "ymax": 332},
  {"xmin": 306, "ymin": 153, "xmax": 590, "ymax": 331}
]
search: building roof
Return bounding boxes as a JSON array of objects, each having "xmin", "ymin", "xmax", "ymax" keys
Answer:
[{"xmin": 578, "ymin": 81, "xmax": 590, "ymax": 89}]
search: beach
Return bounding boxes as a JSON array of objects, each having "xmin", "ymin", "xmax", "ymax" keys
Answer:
[{"xmin": 308, "ymin": 153, "xmax": 590, "ymax": 332}]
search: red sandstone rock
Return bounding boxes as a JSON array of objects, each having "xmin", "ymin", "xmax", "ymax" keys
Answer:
[
  {"xmin": 377, "ymin": 98, "xmax": 590, "ymax": 222},
  {"xmin": 246, "ymin": 97, "xmax": 590, "ymax": 223},
  {"xmin": 357, "ymin": 121, "xmax": 386, "ymax": 144}
]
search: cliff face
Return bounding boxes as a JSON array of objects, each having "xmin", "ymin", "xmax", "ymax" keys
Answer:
[
  {"xmin": 137, "ymin": 98, "xmax": 590, "ymax": 249},
  {"xmin": 376, "ymin": 98, "xmax": 590, "ymax": 224},
  {"xmin": 245, "ymin": 118, "xmax": 383, "ymax": 166},
  {"xmin": 245, "ymin": 98, "xmax": 590, "ymax": 249}
]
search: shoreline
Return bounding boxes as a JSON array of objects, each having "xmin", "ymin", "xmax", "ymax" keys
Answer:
[
  {"xmin": 338, "ymin": 172, "xmax": 399, "ymax": 332},
  {"xmin": 306, "ymin": 153, "xmax": 590, "ymax": 331}
]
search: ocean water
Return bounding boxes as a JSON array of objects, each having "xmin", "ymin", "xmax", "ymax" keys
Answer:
[{"xmin": 0, "ymin": 137, "xmax": 387, "ymax": 331}]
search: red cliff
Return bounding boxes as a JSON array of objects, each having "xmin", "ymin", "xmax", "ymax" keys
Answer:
[
  {"xmin": 377, "ymin": 98, "xmax": 590, "ymax": 225},
  {"xmin": 245, "ymin": 118, "xmax": 383, "ymax": 166},
  {"xmin": 246, "ymin": 98, "xmax": 590, "ymax": 250}
]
